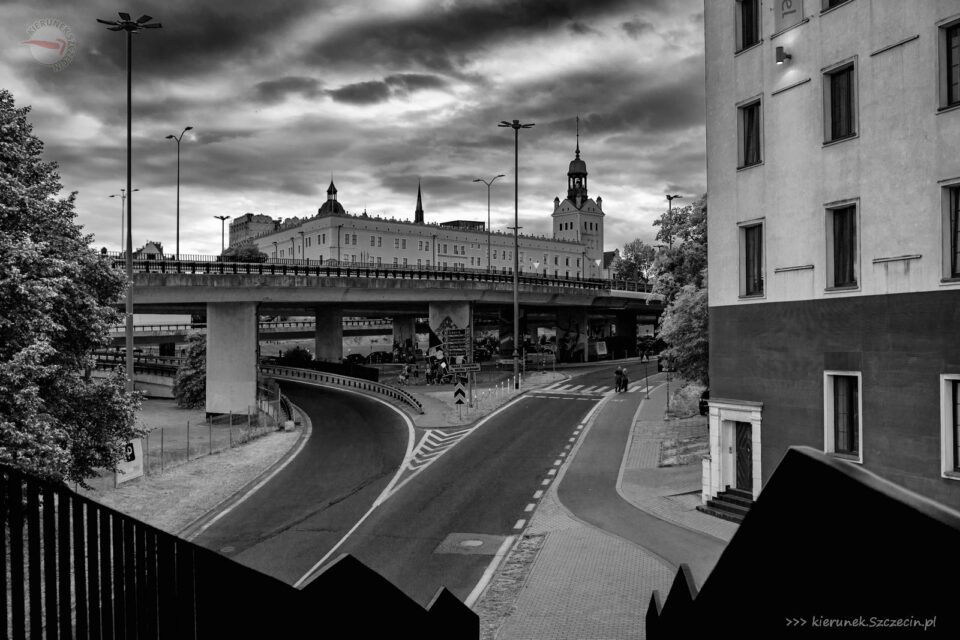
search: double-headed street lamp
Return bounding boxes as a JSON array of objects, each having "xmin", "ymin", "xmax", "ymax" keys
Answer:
[
  {"xmin": 472, "ymin": 174, "xmax": 505, "ymax": 271},
  {"xmin": 165, "ymin": 126, "xmax": 193, "ymax": 260},
  {"xmin": 109, "ymin": 187, "xmax": 138, "ymax": 251},
  {"xmin": 498, "ymin": 119, "xmax": 534, "ymax": 388},
  {"xmin": 98, "ymin": 11, "xmax": 162, "ymax": 392},
  {"xmin": 214, "ymin": 215, "xmax": 230, "ymax": 254}
]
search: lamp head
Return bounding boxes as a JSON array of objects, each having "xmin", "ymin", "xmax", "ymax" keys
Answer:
[
  {"xmin": 184, "ymin": 126, "xmax": 194, "ymax": 132},
  {"xmin": 776, "ymin": 46, "xmax": 792, "ymax": 64}
]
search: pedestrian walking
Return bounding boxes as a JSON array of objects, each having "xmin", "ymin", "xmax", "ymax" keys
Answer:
[
  {"xmin": 614, "ymin": 366, "xmax": 623, "ymax": 393},
  {"xmin": 620, "ymin": 367, "xmax": 629, "ymax": 392}
]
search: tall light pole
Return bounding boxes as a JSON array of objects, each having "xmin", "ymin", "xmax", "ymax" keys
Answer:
[
  {"xmin": 666, "ymin": 194, "xmax": 683, "ymax": 250},
  {"xmin": 214, "ymin": 215, "xmax": 230, "ymax": 254},
  {"xmin": 165, "ymin": 126, "xmax": 193, "ymax": 260},
  {"xmin": 473, "ymin": 174, "xmax": 505, "ymax": 271},
  {"xmin": 498, "ymin": 119, "xmax": 534, "ymax": 387},
  {"xmin": 110, "ymin": 187, "xmax": 138, "ymax": 251},
  {"xmin": 98, "ymin": 11, "xmax": 162, "ymax": 392}
]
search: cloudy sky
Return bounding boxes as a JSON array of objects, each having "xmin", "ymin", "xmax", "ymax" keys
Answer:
[{"xmin": 4, "ymin": 0, "xmax": 705, "ymax": 256}]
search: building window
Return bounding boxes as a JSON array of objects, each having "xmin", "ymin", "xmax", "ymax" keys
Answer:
[
  {"xmin": 425, "ymin": 241, "xmax": 429, "ymax": 252},
  {"xmin": 736, "ymin": 0, "xmax": 760, "ymax": 52},
  {"xmin": 378, "ymin": 236, "xmax": 382, "ymax": 247},
  {"xmin": 352, "ymin": 234, "xmax": 357, "ymax": 245},
  {"xmin": 827, "ymin": 204, "xmax": 858, "ymax": 288},
  {"xmin": 945, "ymin": 185, "xmax": 960, "ymax": 279},
  {"xmin": 824, "ymin": 371, "xmax": 862, "ymax": 462},
  {"xmin": 370, "ymin": 236, "xmax": 375, "ymax": 246},
  {"xmin": 426, "ymin": 260, "xmax": 430, "ymax": 267},
  {"xmin": 821, "ymin": 0, "xmax": 852, "ymax": 11},
  {"xmin": 377, "ymin": 257, "xmax": 381, "ymax": 265},
  {"xmin": 554, "ymin": 256, "xmax": 558, "ymax": 265},
  {"xmin": 738, "ymin": 100, "xmax": 762, "ymax": 168},
  {"xmin": 394, "ymin": 238, "xmax": 400, "ymax": 249},
  {"xmin": 941, "ymin": 376, "xmax": 960, "ymax": 478},
  {"xmin": 941, "ymin": 21, "xmax": 960, "ymax": 109},
  {"xmin": 419, "ymin": 240, "xmax": 423, "ymax": 251},
  {"xmin": 403, "ymin": 257, "xmax": 408, "ymax": 266},
  {"xmin": 418, "ymin": 258, "xmax": 422, "ymax": 267},
  {"xmin": 824, "ymin": 62, "xmax": 857, "ymax": 142},
  {"xmin": 322, "ymin": 233, "xmax": 326, "ymax": 244},
  {"xmin": 393, "ymin": 257, "xmax": 398, "ymax": 266},
  {"xmin": 402, "ymin": 239, "xmax": 407, "ymax": 249},
  {"xmin": 739, "ymin": 221, "xmax": 764, "ymax": 297}
]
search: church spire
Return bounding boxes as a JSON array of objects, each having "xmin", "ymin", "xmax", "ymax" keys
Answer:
[
  {"xmin": 415, "ymin": 180, "xmax": 424, "ymax": 224},
  {"xmin": 575, "ymin": 114, "xmax": 580, "ymax": 159},
  {"xmin": 567, "ymin": 117, "xmax": 588, "ymax": 207}
]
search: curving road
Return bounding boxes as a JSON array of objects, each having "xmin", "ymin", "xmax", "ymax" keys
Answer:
[{"xmin": 194, "ymin": 383, "xmax": 409, "ymax": 583}]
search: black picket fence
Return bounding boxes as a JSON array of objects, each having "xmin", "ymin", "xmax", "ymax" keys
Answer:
[{"xmin": 1, "ymin": 467, "xmax": 477, "ymax": 639}]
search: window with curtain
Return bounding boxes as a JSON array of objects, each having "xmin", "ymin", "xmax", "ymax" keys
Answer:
[
  {"xmin": 739, "ymin": 101, "xmax": 761, "ymax": 167},
  {"xmin": 744, "ymin": 224, "xmax": 763, "ymax": 295},
  {"xmin": 828, "ymin": 65, "xmax": 855, "ymax": 140},
  {"xmin": 832, "ymin": 205, "xmax": 857, "ymax": 287},
  {"xmin": 834, "ymin": 375, "xmax": 859, "ymax": 455},
  {"xmin": 948, "ymin": 24, "xmax": 960, "ymax": 106},
  {"xmin": 951, "ymin": 187, "xmax": 960, "ymax": 278},
  {"xmin": 737, "ymin": 0, "xmax": 760, "ymax": 51}
]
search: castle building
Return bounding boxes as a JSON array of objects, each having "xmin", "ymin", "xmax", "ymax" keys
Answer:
[
  {"xmin": 234, "ymin": 139, "xmax": 608, "ymax": 280},
  {"xmin": 704, "ymin": 0, "xmax": 960, "ymax": 510}
]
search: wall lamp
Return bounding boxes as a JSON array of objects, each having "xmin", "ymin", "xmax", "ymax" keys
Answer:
[{"xmin": 776, "ymin": 46, "xmax": 792, "ymax": 65}]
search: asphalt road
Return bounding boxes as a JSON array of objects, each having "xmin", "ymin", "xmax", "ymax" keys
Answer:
[
  {"xmin": 322, "ymin": 389, "xmax": 600, "ymax": 606},
  {"xmin": 194, "ymin": 383, "xmax": 409, "ymax": 583}
]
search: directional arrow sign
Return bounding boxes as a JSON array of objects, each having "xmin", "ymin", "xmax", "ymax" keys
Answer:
[{"xmin": 454, "ymin": 382, "xmax": 466, "ymax": 405}]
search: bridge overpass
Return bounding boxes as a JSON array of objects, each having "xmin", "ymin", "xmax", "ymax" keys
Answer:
[{"xmin": 115, "ymin": 257, "xmax": 664, "ymax": 415}]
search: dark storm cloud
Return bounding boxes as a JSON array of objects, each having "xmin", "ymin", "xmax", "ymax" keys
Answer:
[
  {"xmin": 568, "ymin": 21, "xmax": 600, "ymax": 36},
  {"xmin": 327, "ymin": 80, "xmax": 391, "ymax": 105},
  {"xmin": 384, "ymin": 74, "xmax": 447, "ymax": 92},
  {"xmin": 253, "ymin": 76, "xmax": 322, "ymax": 104},
  {"xmin": 621, "ymin": 17, "xmax": 655, "ymax": 38},
  {"xmin": 303, "ymin": 0, "xmax": 668, "ymax": 73}
]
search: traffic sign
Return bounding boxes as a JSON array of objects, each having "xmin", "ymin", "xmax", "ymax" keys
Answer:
[
  {"xmin": 454, "ymin": 382, "xmax": 466, "ymax": 405},
  {"xmin": 450, "ymin": 363, "xmax": 481, "ymax": 373}
]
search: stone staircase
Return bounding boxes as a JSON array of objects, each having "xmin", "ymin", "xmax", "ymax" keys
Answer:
[{"xmin": 696, "ymin": 487, "xmax": 754, "ymax": 524}]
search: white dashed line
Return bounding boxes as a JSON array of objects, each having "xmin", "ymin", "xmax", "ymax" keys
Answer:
[
  {"xmin": 524, "ymin": 503, "xmax": 535, "ymax": 512},
  {"xmin": 514, "ymin": 519, "xmax": 526, "ymax": 530},
  {"xmin": 533, "ymin": 490, "xmax": 543, "ymax": 499},
  {"xmin": 553, "ymin": 459, "xmax": 562, "ymax": 466},
  {"xmin": 541, "ymin": 479, "xmax": 551, "ymax": 485},
  {"xmin": 547, "ymin": 469, "xmax": 557, "ymax": 476}
]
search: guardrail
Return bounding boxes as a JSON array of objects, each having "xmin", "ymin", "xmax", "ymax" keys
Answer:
[
  {"xmin": 262, "ymin": 365, "xmax": 425, "ymax": 415},
  {"xmin": 103, "ymin": 251, "xmax": 656, "ymax": 294}
]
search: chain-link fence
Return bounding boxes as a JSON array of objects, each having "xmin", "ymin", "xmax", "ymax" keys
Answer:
[{"xmin": 141, "ymin": 387, "xmax": 292, "ymax": 476}]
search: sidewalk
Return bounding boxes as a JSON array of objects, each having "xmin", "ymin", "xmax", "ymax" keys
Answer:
[{"xmin": 475, "ymin": 378, "xmax": 736, "ymax": 640}]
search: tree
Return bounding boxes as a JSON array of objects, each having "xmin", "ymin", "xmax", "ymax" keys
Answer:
[
  {"xmin": 278, "ymin": 346, "xmax": 314, "ymax": 367},
  {"xmin": 0, "ymin": 90, "xmax": 142, "ymax": 485},
  {"xmin": 221, "ymin": 244, "xmax": 267, "ymax": 262},
  {"xmin": 613, "ymin": 239, "xmax": 656, "ymax": 285},
  {"xmin": 652, "ymin": 194, "xmax": 707, "ymax": 302},
  {"xmin": 657, "ymin": 282, "xmax": 708, "ymax": 385},
  {"xmin": 173, "ymin": 334, "xmax": 206, "ymax": 408}
]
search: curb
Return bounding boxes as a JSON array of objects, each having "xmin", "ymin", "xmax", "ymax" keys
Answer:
[{"xmin": 178, "ymin": 403, "xmax": 312, "ymax": 541}]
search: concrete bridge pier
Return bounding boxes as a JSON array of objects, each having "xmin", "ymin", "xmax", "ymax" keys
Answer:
[
  {"xmin": 206, "ymin": 302, "xmax": 259, "ymax": 417},
  {"xmin": 315, "ymin": 307, "xmax": 343, "ymax": 362},
  {"xmin": 392, "ymin": 315, "xmax": 417, "ymax": 356},
  {"xmin": 556, "ymin": 309, "xmax": 589, "ymax": 363}
]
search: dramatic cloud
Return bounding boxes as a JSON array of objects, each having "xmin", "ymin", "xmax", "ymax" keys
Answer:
[{"xmin": 3, "ymin": 0, "xmax": 705, "ymax": 254}]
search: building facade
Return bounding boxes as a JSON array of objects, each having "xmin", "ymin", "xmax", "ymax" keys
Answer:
[
  {"xmin": 704, "ymin": 0, "xmax": 960, "ymax": 510},
  {"xmin": 234, "ymin": 143, "xmax": 608, "ymax": 279}
]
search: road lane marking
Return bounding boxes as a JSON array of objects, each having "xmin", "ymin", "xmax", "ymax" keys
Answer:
[
  {"xmin": 524, "ymin": 503, "xmax": 535, "ymax": 512},
  {"xmin": 553, "ymin": 459, "xmax": 562, "ymax": 466},
  {"xmin": 541, "ymin": 479, "xmax": 551, "ymax": 485},
  {"xmin": 547, "ymin": 469, "xmax": 557, "ymax": 476},
  {"xmin": 513, "ymin": 519, "xmax": 526, "ymax": 530},
  {"xmin": 533, "ymin": 490, "xmax": 543, "ymax": 499},
  {"xmin": 465, "ymin": 535, "xmax": 516, "ymax": 608}
]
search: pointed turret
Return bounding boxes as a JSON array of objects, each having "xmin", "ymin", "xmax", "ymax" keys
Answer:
[{"xmin": 415, "ymin": 181, "xmax": 424, "ymax": 224}]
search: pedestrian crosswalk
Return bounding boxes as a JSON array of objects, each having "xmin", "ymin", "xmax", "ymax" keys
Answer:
[{"xmin": 536, "ymin": 382, "xmax": 650, "ymax": 396}]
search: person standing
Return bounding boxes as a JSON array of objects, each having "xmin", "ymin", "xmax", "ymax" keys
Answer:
[
  {"xmin": 620, "ymin": 367, "xmax": 629, "ymax": 393},
  {"xmin": 614, "ymin": 366, "xmax": 623, "ymax": 393}
]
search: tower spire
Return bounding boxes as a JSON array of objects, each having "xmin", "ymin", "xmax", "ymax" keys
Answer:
[
  {"xmin": 575, "ymin": 115, "xmax": 580, "ymax": 159},
  {"xmin": 415, "ymin": 180, "xmax": 424, "ymax": 224}
]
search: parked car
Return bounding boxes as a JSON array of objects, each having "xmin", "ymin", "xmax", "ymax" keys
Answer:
[{"xmin": 699, "ymin": 389, "xmax": 710, "ymax": 416}]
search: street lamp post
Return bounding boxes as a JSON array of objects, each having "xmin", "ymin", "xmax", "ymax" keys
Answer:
[
  {"xmin": 473, "ymin": 174, "xmax": 505, "ymax": 271},
  {"xmin": 97, "ymin": 11, "xmax": 162, "ymax": 392},
  {"xmin": 498, "ymin": 119, "xmax": 534, "ymax": 388},
  {"xmin": 214, "ymin": 215, "xmax": 230, "ymax": 254},
  {"xmin": 165, "ymin": 126, "xmax": 193, "ymax": 260},
  {"xmin": 110, "ymin": 188, "xmax": 138, "ymax": 251},
  {"xmin": 666, "ymin": 194, "xmax": 683, "ymax": 249}
]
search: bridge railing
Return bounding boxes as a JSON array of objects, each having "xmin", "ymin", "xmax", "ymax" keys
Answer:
[
  {"xmin": 0, "ymin": 466, "xmax": 477, "ymax": 639},
  {"xmin": 262, "ymin": 365, "xmax": 425, "ymax": 415},
  {"xmin": 103, "ymin": 251, "xmax": 655, "ymax": 293},
  {"xmin": 93, "ymin": 353, "xmax": 182, "ymax": 377}
]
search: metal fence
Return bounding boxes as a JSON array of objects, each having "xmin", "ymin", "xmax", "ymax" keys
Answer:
[
  {"xmin": 0, "ymin": 466, "xmax": 477, "ymax": 639},
  {"xmin": 262, "ymin": 365, "xmax": 424, "ymax": 414}
]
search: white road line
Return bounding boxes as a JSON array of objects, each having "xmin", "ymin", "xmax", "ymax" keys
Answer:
[
  {"xmin": 558, "ymin": 451, "xmax": 566, "ymax": 457},
  {"xmin": 533, "ymin": 490, "xmax": 543, "ymax": 499},
  {"xmin": 567, "ymin": 385, "xmax": 584, "ymax": 391},
  {"xmin": 547, "ymin": 469, "xmax": 557, "ymax": 476},
  {"xmin": 553, "ymin": 459, "xmax": 562, "ymax": 466},
  {"xmin": 541, "ymin": 479, "xmax": 551, "ymax": 485},
  {"xmin": 568, "ymin": 438, "xmax": 576, "ymax": 442},
  {"xmin": 513, "ymin": 519, "xmax": 526, "ymax": 530},
  {"xmin": 465, "ymin": 535, "xmax": 516, "ymax": 608},
  {"xmin": 524, "ymin": 503, "xmax": 535, "ymax": 512}
]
